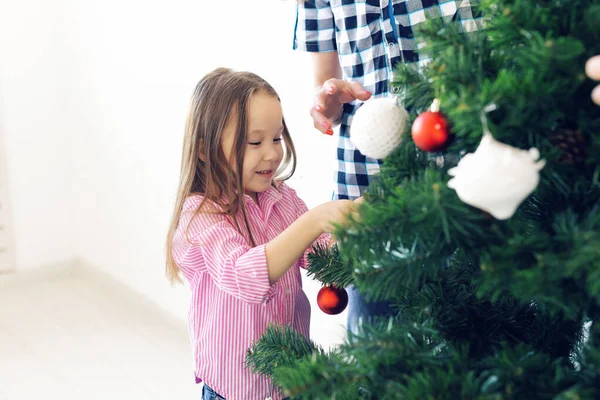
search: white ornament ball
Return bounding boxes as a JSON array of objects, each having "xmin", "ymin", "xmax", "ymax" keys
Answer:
[
  {"xmin": 447, "ymin": 133, "xmax": 546, "ymax": 220},
  {"xmin": 350, "ymin": 96, "xmax": 409, "ymax": 159}
]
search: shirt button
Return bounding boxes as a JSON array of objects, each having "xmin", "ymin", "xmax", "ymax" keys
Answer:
[{"xmin": 388, "ymin": 42, "xmax": 396, "ymax": 47}]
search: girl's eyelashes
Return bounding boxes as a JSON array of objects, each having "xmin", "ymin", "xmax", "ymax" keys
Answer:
[{"xmin": 248, "ymin": 137, "xmax": 283, "ymax": 146}]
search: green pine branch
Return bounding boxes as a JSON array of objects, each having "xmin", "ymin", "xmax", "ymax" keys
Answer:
[
  {"xmin": 305, "ymin": 242, "xmax": 355, "ymax": 288},
  {"xmin": 248, "ymin": 1, "xmax": 600, "ymax": 397},
  {"xmin": 246, "ymin": 325, "xmax": 324, "ymax": 377}
]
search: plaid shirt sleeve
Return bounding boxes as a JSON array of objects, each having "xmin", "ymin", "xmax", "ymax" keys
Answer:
[{"xmin": 293, "ymin": 0, "xmax": 337, "ymax": 52}]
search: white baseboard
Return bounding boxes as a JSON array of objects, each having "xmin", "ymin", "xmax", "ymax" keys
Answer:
[
  {"xmin": 0, "ymin": 257, "xmax": 189, "ymax": 329},
  {"xmin": 0, "ymin": 257, "xmax": 79, "ymax": 283}
]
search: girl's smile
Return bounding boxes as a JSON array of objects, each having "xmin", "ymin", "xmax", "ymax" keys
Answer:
[{"xmin": 256, "ymin": 169, "xmax": 274, "ymax": 178}]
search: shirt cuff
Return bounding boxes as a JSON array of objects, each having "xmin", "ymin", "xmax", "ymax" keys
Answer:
[{"xmin": 235, "ymin": 244, "xmax": 274, "ymax": 303}]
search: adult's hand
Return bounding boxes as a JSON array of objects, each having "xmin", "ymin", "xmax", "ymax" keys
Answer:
[{"xmin": 310, "ymin": 79, "xmax": 372, "ymax": 135}]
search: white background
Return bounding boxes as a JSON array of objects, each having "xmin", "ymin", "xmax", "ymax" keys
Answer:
[{"xmin": 0, "ymin": 0, "xmax": 347, "ymax": 348}]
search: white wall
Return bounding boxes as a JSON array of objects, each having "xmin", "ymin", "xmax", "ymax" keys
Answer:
[
  {"xmin": 0, "ymin": 0, "xmax": 346, "ymax": 347},
  {"xmin": 0, "ymin": 0, "xmax": 75, "ymax": 269}
]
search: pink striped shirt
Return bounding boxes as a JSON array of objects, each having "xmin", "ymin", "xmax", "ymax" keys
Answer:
[{"xmin": 172, "ymin": 183, "xmax": 328, "ymax": 400}]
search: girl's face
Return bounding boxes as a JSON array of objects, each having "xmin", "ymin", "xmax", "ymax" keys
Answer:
[{"xmin": 222, "ymin": 92, "xmax": 284, "ymax": 200}]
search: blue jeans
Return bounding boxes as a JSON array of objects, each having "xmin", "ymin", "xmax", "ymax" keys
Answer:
[
  {"xmin": 347, "ymin": 285, "xmax": 396, "ymax": 334},
  {"xmin": 202, "ymin": 384, "xmax": 225, "ymax": 400},
  {"xmin": 202, "ymin": 384, "xmax": 290, "ymax": 400}
]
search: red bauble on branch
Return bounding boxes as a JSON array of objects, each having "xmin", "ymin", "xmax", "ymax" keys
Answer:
[
  {"xmin": 317, "ymin": 285, "xmax": 348, "ymax": 315},
  {"xmin": 411, "ymin": 100, "xmax": 450, "ymax": 152}
]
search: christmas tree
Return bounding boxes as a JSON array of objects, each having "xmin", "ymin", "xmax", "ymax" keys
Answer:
[{"xmin": 247, "ymin": 1, "xmax": 600, "ymax": 398}]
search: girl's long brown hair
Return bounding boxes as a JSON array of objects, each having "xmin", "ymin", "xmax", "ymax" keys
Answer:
[{"xmin": 165, "ymin": 68, "xmax": 297, "ymax": 283}]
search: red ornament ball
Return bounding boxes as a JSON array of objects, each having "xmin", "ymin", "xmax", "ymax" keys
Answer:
[
  {"xmin": 411, "ymin": 111, "xmax": 450, "ymax": 152},
  {"xmin": 317, "ymin": 285, "xmax": 348, "ymax": 315}
]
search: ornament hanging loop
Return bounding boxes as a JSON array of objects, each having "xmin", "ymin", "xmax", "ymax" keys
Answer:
[
  {"xmin": 389, "ymin": 94, "xmax": 403, "ymax": 107},
  {"xmin": 480, "ymin": 103, "xmax": 498, "ymax": 137}
]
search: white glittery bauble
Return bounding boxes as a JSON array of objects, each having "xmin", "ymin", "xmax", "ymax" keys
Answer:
[
  {"xmin": 447, "ymin": 133, "xmax": 546, "ymax": 220},
  {"xmin": 350, "ymin": 97, "xmax": 409, "ymax": 159}
]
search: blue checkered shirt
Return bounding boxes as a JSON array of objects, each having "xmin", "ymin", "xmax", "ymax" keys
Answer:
[{"xmin": 293, "ymin": 0, "xmax": 482, "ymax": 200}]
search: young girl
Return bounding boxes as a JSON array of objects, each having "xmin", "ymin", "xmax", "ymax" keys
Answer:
[{"xmin": 165, "ymin": 68, "xmax": 360, "ymax": 400}]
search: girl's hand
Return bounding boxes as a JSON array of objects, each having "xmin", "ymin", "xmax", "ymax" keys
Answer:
[
  {"xmin": 310, "ymin": 79, "xmax": 372, "ymax": 135},
  {"xmin": 315, "ymin": 197, "xmax": 363, "ymax": 233},
  {"xmin": 586, "ymin": 55, "xmax": 600, "ymax": 105},
  {"xmin": 327, "ymin": 197, "xmax": 363, "ymax": 247}
]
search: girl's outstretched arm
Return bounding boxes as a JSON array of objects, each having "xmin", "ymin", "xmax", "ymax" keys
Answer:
[
  {"xmin": 265, "ymin": 199, "xmax": 358, "ymax": 284},
  {"xmin": 173, "ymin": 195, "xmax": 359, "ymax": 301}
]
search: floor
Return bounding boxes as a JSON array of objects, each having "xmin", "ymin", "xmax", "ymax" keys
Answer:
[
  {"xmin": 0, "ymin": 264, "xmax": 200, "ymax": 400},
  {"xmin": 0, "ymin": 263, "xmax": 349, "ymax": 400}
]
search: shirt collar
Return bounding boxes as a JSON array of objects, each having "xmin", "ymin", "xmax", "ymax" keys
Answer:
[{"xmin": 244, "ymin": 183, "xmax": 283, "ymax": 221}]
